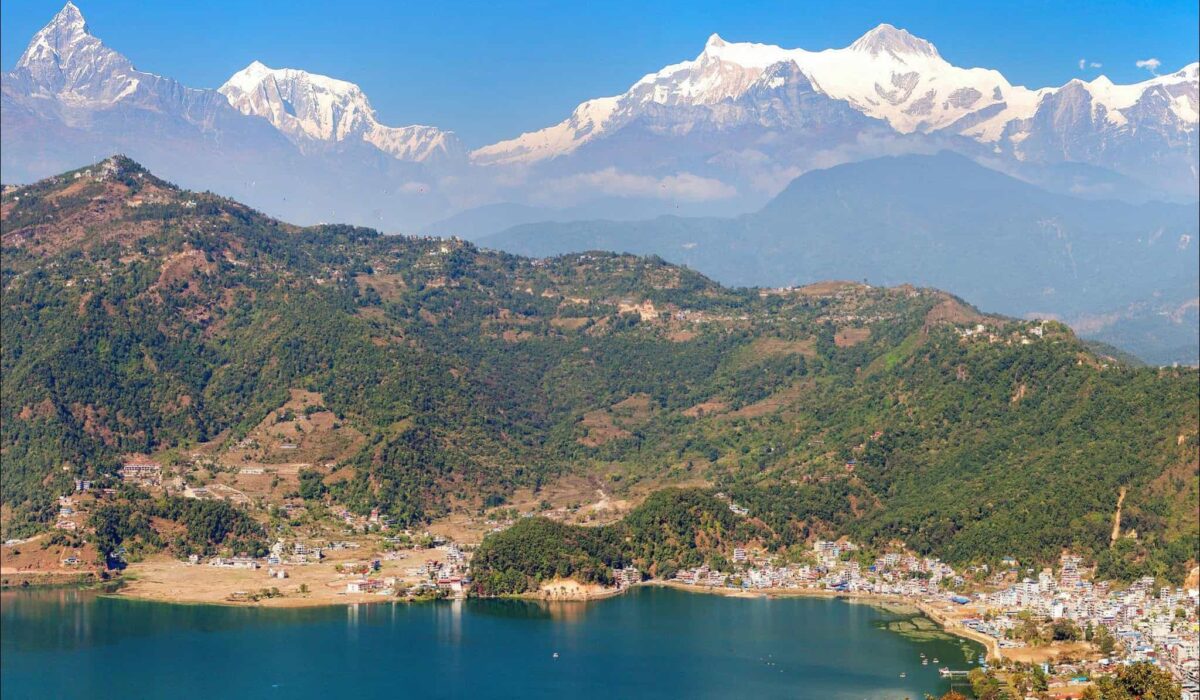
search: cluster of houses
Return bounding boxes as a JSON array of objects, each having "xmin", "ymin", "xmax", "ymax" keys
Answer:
[
  {"xmin": 419, "ymin": 544, "xmax": 468, "ymax": 595},
  {"xmin": 671, "ymin": 539, "xmax": 958, "ymax": 597},
  {"xmin": 54, "ymin": 496, "xmax": 81, "ymax": 531},
  {"xmin": 965, "ymin": 555, "xmax": 1199, "ymax": 697},
  {"xmin": 674, "ymin": 564, "xmax": 731, "ymax": 587},
  {"xmin": 331, "ymin": 507, "xmax": 396, "ymax": 531},
  {"xmin": 265, "ymin": 540, "xmax": 324, "ymax": 567},
  {"xmin": 957, "ymin": 320, "xmax": 1051, "ymax": 348},
  {"xmin": 613, "ymin": 566, "xmax": 641, "ymax": 588},
  {"xmin": 119, "ymin": 463, "xmax": 162, "ymax": 485},
  {"xmin": 345, "ymin": 544, "xmax": 471, "ymax": 598}
]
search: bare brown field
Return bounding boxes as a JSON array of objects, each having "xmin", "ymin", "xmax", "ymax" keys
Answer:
[
  {"xmin": 117, "ymin": 546, "xmax": 447, "ymax": 608},
  {"xmin": 682, "ymin": 400, "xmax": 729, "ymax": 418},
  {"xmin": 725, "ymin": 380, "xmax": 811, "ymax": 419},
  {"xmin": 834, "ymin": 327, "xmax": 871, "ymax": 347}
]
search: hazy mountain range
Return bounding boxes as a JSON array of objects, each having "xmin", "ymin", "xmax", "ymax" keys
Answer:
[
  {"xmin": 3, "ymin": 3, "xmax": 1197, "ymax": 233},
  {"xmin": 3, "ymin": 3, "xmax": 1197, "ymax": 362},
  {"xmin": 485, "ymin": 153, "xmax": 1199, "ymax": 365}
]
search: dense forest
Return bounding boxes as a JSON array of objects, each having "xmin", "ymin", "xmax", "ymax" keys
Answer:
[
  {"xmin": 470, "ymin": 488, "xmax": 752, "ymax": 594},
  {"xmin": 89, "ymin": 495, "xmax": 266, "ymax": 565},
  {"xmin": 2, "ymin": 157, "xmax": 1197, "ymax": 580}
]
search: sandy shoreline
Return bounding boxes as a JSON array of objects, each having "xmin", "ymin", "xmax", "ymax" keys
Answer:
[{"xmin": 517, "ymin": 578, "xmax": 628, "ymax": 602}]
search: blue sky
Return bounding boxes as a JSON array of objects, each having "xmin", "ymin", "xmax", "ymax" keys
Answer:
[{"xmin": 3, "ymin": 0, "xmax": 1197, "ymax": 147}]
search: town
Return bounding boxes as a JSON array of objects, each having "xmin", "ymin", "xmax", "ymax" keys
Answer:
[
  {"xmin": 7, "ymin": 457, "xmax": 1195, "ymax": 700},
  {"xmin": 665, "ymin": 532, "xmax": 1199, "ymax": 699}
]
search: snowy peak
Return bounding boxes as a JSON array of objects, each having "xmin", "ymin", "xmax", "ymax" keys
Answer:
[
  {"xmin": 16, "ymin": 1, "xmax": 90, "ymax": 68},
  {"xmin": 220, "ymin": 62, "xmax": 377, "ymax": 142},
  {"xmin": 472, "ymin": 96, "xmax": 619, "ymax": 165},
  {"xmin": 849, "ymin": 24, "xmax": 939, "ymax": 59},
  {"xmin": 473, "ymin": 24, "xmax": 1198, "ymax": 167},
  {"xmin": 8, "ymin": 1, "xmax": 152, "ymax": 106},
  {"xmin": 219, "ymin": 62, "xmax": 464, "ymax": 163}
]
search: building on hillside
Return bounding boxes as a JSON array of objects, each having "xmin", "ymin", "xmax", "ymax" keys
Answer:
[
  {"xmin": 614, "ymin": 566, "xmax": 641, "ymax": 587},
  {"xmin": 346, "ymin": 579, "xmax": 383, "ymax": 594},
  {"xmin": 209, "ymin": 557, "xmax": 259, "ymax": 569},
  {"xmin": 120, "ymin": 463, "xmax": 162, "ymax": 484}
]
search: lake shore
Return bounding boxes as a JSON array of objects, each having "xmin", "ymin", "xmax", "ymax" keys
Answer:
[
  {"xmin": 98, "ymin": 560, "xmax": 1001, "ymax": 660},
  {"xmin": 106, "ymin": 551, "xmax": 449, "ymax": 609},
  {"xmin": 517, "ymin": 577, "xmax": 628, "ymax": 602},
  {"xmin": 4, "ymin": 582, "xmax": 981, "ymax": 699},
  {"xmin": 642, "ymin": 580, "xmax": 1002, "ymax": 661}
]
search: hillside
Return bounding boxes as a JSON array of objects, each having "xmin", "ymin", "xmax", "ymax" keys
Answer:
[
  {"xmin": 2, "ymin": 158, "xmax": 1196, "ymax": 581},
  {"xmin": 483, "ymin": 153, "xmax": 1200, "ymax": 366}
]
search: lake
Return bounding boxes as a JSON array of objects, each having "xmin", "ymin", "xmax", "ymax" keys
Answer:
[{"xmin": 1, "ymin": 586, "xmax": 982, "ymax": 699}]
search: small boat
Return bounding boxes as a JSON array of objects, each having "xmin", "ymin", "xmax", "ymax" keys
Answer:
[
  {"xmin": 899, "ymin": 672, "xmax": 906, "ymax": 678},
  {"xmin": 552, "ymin": 652, "xmax": 559, "ymax": 659},
  {"xmin": 932, "ymin": 658, "xmax": 939, "ymax": 663},
  {"xmin": 922, "ymin": 659, "xmax": 928, "ymax": 665}
]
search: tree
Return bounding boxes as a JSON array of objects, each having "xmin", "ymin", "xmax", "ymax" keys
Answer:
[
  {"xmin": 968, "ymin": 668, "xmax": 1004, "ymax": 700},
  {"xmin": 1031, "ymin": 663, "xmax": 1049, "ymax": 692},
  {"xmin": 1092, "ymin": 662, "xmax": 1180, "ymax": 699},
  {"xmin": 1051, "ymin": 618, "xmax": 1081, "ymax": 641},
  {"xmin": 1094, "ymin": 625, "xmax": 1117, "ymax": 656}
]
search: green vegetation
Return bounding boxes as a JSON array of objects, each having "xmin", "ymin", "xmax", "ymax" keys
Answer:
[
  {"xmin": 470, "ymin": 517, "xmax": 622, "ymax": 594},
  {"xmin": 3, "ymin": 158, "xmax": 1197, "ymax": 581},
  {"xmin": 89, "ymin": 495, "xmax": 266, "ymax": 563},
  {"xmin": 471, "ymin": 488, "xmax": 751, "ymax": 594},
  {"xmin": 1085, "ymin": 662, "xmax": 1181, "ymax": 699}
]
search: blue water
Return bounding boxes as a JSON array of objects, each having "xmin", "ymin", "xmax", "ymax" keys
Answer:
[{"xmin": 1, "ymin": 586, "xmax": 980, "ymax": 699}]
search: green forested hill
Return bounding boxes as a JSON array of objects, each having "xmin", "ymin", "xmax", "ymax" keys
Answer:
[
  {"xmin": 471, "ymin": 488, "xmax": 750, "ymax": 594},
  {"xmin": 2, "ymin": 158, "xmax": 1196, "ymax": 580}
]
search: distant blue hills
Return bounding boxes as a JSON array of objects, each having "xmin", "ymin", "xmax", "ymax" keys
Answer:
[{"xmin": 482, "ymin": 153, "xmax": 1199, "ymax": 365}]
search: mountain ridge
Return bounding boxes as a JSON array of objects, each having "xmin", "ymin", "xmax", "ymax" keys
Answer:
[
  {"xmin": 470, "ymin": 24, "xmax": 1197, "ymax": 200},
  {"xmin": 484, "ymin": 152, "xmax": 1200, "ymax": 365},
  {"xmin": 2, "ymin": 157, "xmax": 1196, "ymax": 583},
  {"xmin": 219, "ymin": 61, "xmax": 465, "ymax": 163},
  {"xmin": 2, "ymin": 2, "xmax": 1196, "ymax": 232}
]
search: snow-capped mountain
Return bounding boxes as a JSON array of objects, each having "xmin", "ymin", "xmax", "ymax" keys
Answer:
[
  {"xmin": 2, "ymin": 3, "xmax": 1197, "ymax": 362},
  {"xmin": 472, "ymin": 25, "xmax": 1198, "ymax": 196},
  {"xmin": 2, "ymin": 2, "xmax": 470, "ymax": 231},
  {"xmin": 219, "ymin": 62, "xmax": 464, "ymax": 163},
  {"xmin": 4, "ymin": 2, "xmax": 228, "ymax": 125},
  {"xmin": 3, "ymin": 3, "xmax": 1198, "ymax": 229},
  {"xmin": 3, "ymin": 3, "xmax": 461, "ymax": 166}
]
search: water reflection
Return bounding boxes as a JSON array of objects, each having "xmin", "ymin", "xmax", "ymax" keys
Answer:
[
  {"xmin": 464, "ymin": 597, "xmax": 554, "ymax": 621},
  {"xmin": 435, "ymin": 596, "xmax": 463, "ymax": 645},
  {"xmin": 1, "ymin": 589, "xmax": 344, "ymax": 653},
  {"xmin": 3, "ymin": 587, "xmax": 983, "ymax": 699}
]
